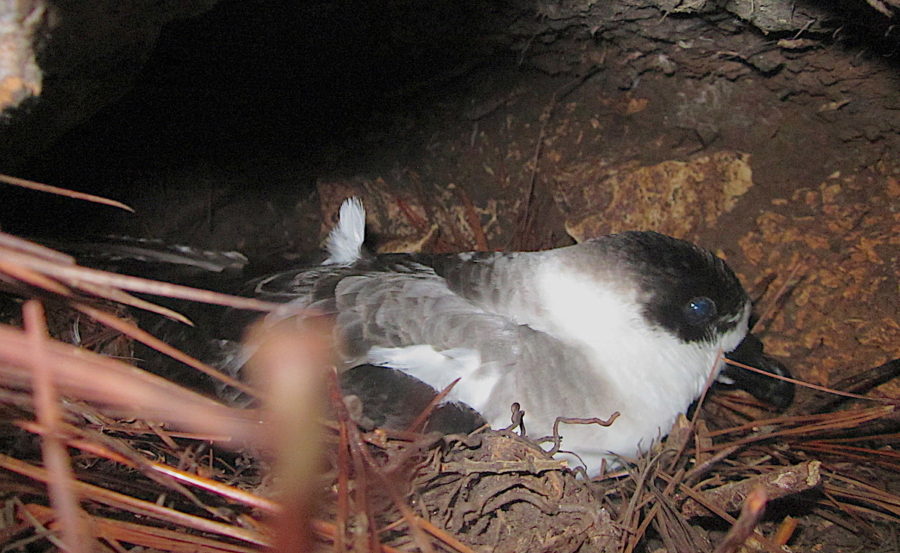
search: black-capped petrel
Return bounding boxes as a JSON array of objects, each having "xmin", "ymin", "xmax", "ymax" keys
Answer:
[{"xmin": 239, "ymin": 198, "xmax": 752, "ymax": 474}]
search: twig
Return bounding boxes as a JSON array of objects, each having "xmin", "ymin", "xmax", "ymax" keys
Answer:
[
  {"xmin": 704, "ymin": 406, "xmax": 896, "ymax": 448},
  {"xmin": 21, "ymin": 504, "xmax": 256, "ymax": 553},
  {"xmin": 0, "ymin": 454, "xmax": 269, "ymax": 545},
  {"xmin": 68, "ymin": 279, "xmax": 195, "ymax": 326},
  {"xmin": 0, "ymin": 174, "xmax": 134, "ymax": 212},
  {"xmin": 621, "ymin": 449, "xmax": 666, "ymax": 553},
  {"xmin": 800, "ymin": 358, "xmax": 900, "ymax": 413},
  {"xmin": 73, "ymin": 303, "xmax": 259, "ymax": 398},
  {"xmin": 17, "ymin": 420, "xmax": 259, "ymax": 522},
  {"xmin": 543, "ymin": 412, "xmax": 620, "ymax": 455},
  {"xmin": 681, "ymin": 461, "xmax": 821, "ymax": 518},
  {"xmin": 0, "ymin": 247, "xmax": 279, "ymax": 313},
  {"xmin": 712, "ymin": 487, "xmax": 768, "ymax": 553},
  {"xmin": 773, "ymin": 516, "xmax": 798, "ymax": 546},
  {"xmin": 404, "ymin": 377, "xmax": 460, "ymax": 433},
  {"xmin": 683, "ymin": 445, "xmax": 741, "ymax": 486},
  {"xmin": 0, "ymin": 324, "xmax": 264, "ymax": 444},
  {"xmin": 726, "ymin": 358, "xmax": 898, "ymax": 406},
  {"xmin": 25, "ymin": 301, "xmax": 94, "ymax": 552},
  {"xmin": 658, "ymin": 473, "xmax": 784, "ymax": 553},
  {"xmin": 245, "ymin": 317, "xmax": 332, "ymax": 553},
  {"xmin": 502, "ymin": 401, "xmax": 526, "ymax": 434},
  {"xmin": 327, "ymin": 371, "xmax": 382, "ymax": 553},
  {"xmin": 0, "ymin": 232, "xmax": 75, "ymax": 263}
]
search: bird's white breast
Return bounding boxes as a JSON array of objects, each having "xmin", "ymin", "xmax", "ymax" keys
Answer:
[{"xmin": 505, "ymin": 258, "xmax": 728, "ymax": 463}]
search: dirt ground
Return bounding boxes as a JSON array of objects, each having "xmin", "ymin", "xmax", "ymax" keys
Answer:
[{"xmin": 2, "ymin": 1, "xmax": 897, "ymax": 551}]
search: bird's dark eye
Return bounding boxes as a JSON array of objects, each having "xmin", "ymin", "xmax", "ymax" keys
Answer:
[{"xmin": 683, "ymin": 296, "xmax": 717, "ymax": 326}]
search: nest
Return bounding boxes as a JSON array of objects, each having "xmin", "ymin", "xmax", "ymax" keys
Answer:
[
  {"xmin": 411, "ymin": 432, "xmax": 617, "ymax": 553},
  {"xmin": 0, "ymin": 176, "xmax": 898, "ymax": 553}
]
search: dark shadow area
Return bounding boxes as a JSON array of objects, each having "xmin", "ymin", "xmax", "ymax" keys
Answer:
[{"xmin": 3, "ymin": 0, "xmax": 507, "ymax": 239}]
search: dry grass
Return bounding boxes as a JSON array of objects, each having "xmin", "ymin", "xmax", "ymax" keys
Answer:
[{"xmin": 0, "ymin": 177, "xmax": 897, "ymax": 553}]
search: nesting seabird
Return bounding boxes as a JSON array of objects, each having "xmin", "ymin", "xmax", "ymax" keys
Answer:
[{"xmin": 238, "ymin": 198, "xmax": 752, "ymax": 474}]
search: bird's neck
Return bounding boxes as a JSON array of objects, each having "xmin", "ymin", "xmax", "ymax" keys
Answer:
[{"xmin": 531, "ymin": 257, "xmax": 721, "ymax": 414}]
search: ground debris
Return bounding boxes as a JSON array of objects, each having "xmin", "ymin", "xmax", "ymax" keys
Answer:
[
  {"xmin": 411, "ymin": 432, "xmax": 618, "ymax": 553},
  {"xmin": 680, "ymin": 461, "xmax": 821, "ymax": 519}
]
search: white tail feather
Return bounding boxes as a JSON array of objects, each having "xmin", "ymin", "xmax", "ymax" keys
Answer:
[{"xmin": 323, "ymin": 197, "xmax": 366, "ymax": 265}]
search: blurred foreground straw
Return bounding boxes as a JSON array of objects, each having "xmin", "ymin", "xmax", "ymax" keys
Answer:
[{"xmin": 0, "ymin": 175, "xmax": 332, "ymax": 552}]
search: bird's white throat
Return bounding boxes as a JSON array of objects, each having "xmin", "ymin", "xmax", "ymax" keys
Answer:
[{"xmin": 512, "ymin": 257, "xmax": 750, "ymax": 461}]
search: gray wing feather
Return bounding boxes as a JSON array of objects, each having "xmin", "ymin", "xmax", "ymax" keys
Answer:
[
  {"xmin": 329, "ymin": 269, "xmax": 596, "ymax": 402},
  {"xmin": 425, "ymin": 250, "xmax": 551, "ymax": 325},
  {"xmin": 253, "ymin": 253, "xmax": 566, "ymax": 376},
  {"xmin": 230, "ymin": 254, "xmax": 609, "ymax": 433}
]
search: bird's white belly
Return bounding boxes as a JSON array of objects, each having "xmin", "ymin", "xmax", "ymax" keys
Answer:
[
  {"xmin": 367, "ymin": 345, "xmax": 498, "ymax": 411},
  {"xmin": 365, "ymin": 329, "xmax": 720, "ymax": 474}
]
